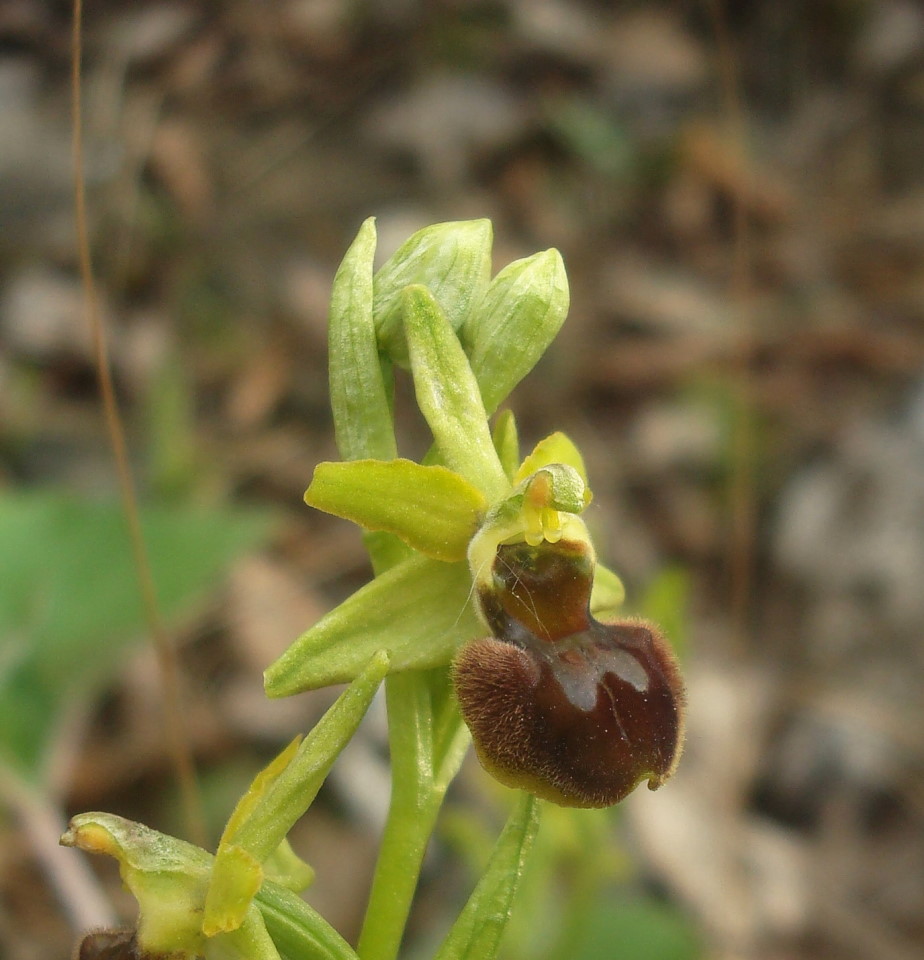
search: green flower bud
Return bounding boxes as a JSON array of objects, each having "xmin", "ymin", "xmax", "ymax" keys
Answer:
[
  {"xmin": 328, "ymin": 217, "xmax": 396, "ymax": 463},
  {"xmin": 373, "ymin": 219, "xmax": 493, "ymax": 368},
  {"xmin": 463, "ymin": 249, "xmax": 569, "ymax": 414}
]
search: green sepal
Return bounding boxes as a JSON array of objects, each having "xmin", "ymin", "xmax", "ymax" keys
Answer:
[
  {"xmin": 61, "ymin": 813, "xmax": 355, "ymax": 960},
  {"xmin": 492, "ymin": 410, "xmax": 520, "ymax": 481},
  {"xmin": 329, "ymin": 218, "xmax": 397, "ymax": 462},
  {"xmin": 514, "ymin": 431, "xmax": 588, "ymax": 487},
  {"xmin": 263, "ymin": 839, "xmax": 314, "ymax": 893},
  {"xmin": 60, "ymin": 813, "xmax": 234, "ymax": 959},
  {"xmin": 403, "ymin": 285, "xmax": 509, "ymax": 503},
  {"xmin": 464, "ymin": 249, "xmax": 569, "ymax": 414},
  {"xmin": 373, "ymin": 220, "xmax": 493, "ymax": 368},
  {"xmin": 432, "ymin": 794, "xmax": 541, "ymax": 960},
  {"xmin": 590, "ymin": 563, "xmax": 626, "ymax": 615},
  {"xmin": 203, "ymin": 844, "xmax": 262, "ymax": 936},
  {"xmin": 305, "ymin": 460, "xmax": 486, "ymax": 563},
  {"xmin": 264, "ymin": 556, "xmax": 480, "ymax": 696}
]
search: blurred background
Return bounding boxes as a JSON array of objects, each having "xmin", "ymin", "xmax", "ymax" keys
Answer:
[{"xmin": 2, "ymin": 1, "xmax": 924, "ymax": 959}]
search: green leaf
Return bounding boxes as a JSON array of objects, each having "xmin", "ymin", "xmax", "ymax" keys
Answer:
[
  {"xmin": 264, "ymin": 555, "xmax": 481, "ymax": 696},
  {"xmin": 570, "ymin": 894, "xmax": 701, "ymax": 960},
  {"xmin": 433, "ymin": 793, "xmax": 541, "ymax": 960},
  {"xmin": 305, "ymin": 460, "xmax": 486, "ymax": 562},
  {"xmin": 403, "ymin": 285, "xmax": 509, "ymax": 503},
  {"xmin": 464, "ymin": 249, "xmax": 569, "ymax": 414},
  {"xmin": 492, "ymin": 410, "xmax": 520, "ymax": 481},
  {"xmin": 373, "ymin": 220, "xmax": 493, "ymax": 368},
  {"xmin": 256, "ymin": 880, "xmax": 359, "ymax": 960},
  {"xmin": 0, "ymin": 491, "xmax": 272, "ymax": 778},
  {"xmin": 329, "ymin": 217, "xmax": 397, "ymax": 462}
]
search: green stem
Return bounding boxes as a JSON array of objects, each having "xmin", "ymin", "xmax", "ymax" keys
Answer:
[
  {"xmin": 356, "ymin": 759, "xmax": 442, "ymax": 960},
  {"xmin": 357, "ymin": 672, "xmax": 470, "ymax": 960}
]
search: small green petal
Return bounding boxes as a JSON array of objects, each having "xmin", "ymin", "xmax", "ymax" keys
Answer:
[
  {"xmin": 329, "ymin": 218, "xmax": 397, "ymax": 462},
  {"xmin": 464, "ymin": 249, "xmax": 569, "ymax": 414},
  {"xmin": 373, "ymin": 220, "xmax": 493, "ymax": 368},
  {"xmin": 514, "ymin": 432, "xmax": 588, "ymax": 487},
  {"xmin": 492, "ymin": 410, "xmax": 521, "ymax": 481},
  {"xmin": 263, "ymin": 839, "xmax": 314, "ymax": 893},
  {"xmin": 203, "ymin": 844, "xmax": 262, "ymax": 937},
  {"xmin": 305, "ymin": 459, "xmax": 486, "ymax": 562},
  {"xmin": 590, "ymin": 563, "xmax": 626, "ymax": 615},
  {"xmin": 403, "ymin": 284, "xmax": 509, "ymax": 502},
  {"xmin": 264, "ymin": 556, "xmax": 480, "ymax": 696}
]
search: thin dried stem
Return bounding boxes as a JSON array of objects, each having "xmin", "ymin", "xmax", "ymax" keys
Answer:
[
  {"xmin": 706, "ymin": 0, "xmax": 755, "ymax": 651},
  {"xmin": 71, "ymin": 0, "xmax": 205, "ymax": 847}
]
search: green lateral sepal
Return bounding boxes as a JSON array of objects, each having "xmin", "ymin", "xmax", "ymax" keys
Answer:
[
  {"xmin": 264, "ymin": 555, "xmax": 481, "ymax": 696},
  {"xmin": 306, "ymin": 460, "xmax": 486, "ymax": 562},
  {"xmin": 590, "ymin": 563, "xmax": 626, "ymax": 615}
]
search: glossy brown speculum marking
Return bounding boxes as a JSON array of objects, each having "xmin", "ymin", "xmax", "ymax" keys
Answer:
[{"xmin": 453, "ymin": 540, "xmax": 684, "ymax": 807}]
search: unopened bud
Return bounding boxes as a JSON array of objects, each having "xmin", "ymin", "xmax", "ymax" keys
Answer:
[{"xmin": 373, "ymin": 220, "xmax": 492, "ymax": 367}]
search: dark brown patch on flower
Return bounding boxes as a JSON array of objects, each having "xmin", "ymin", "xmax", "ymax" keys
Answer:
[
  {"xmin": 74, "ymin": 929, "xmax": 150, "ymax": 960},
  {"xmin": 454, "ymin": 540, "xmax": 685, "ymax": 807},
  {"xmin": 477, "ymin": 540, "xmax": 594, "ymax": 642}
]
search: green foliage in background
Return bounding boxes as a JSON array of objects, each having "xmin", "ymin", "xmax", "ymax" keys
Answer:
[{"xmin": 0, "ymin": 491, "xmax": 272, "ymax": 779}]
